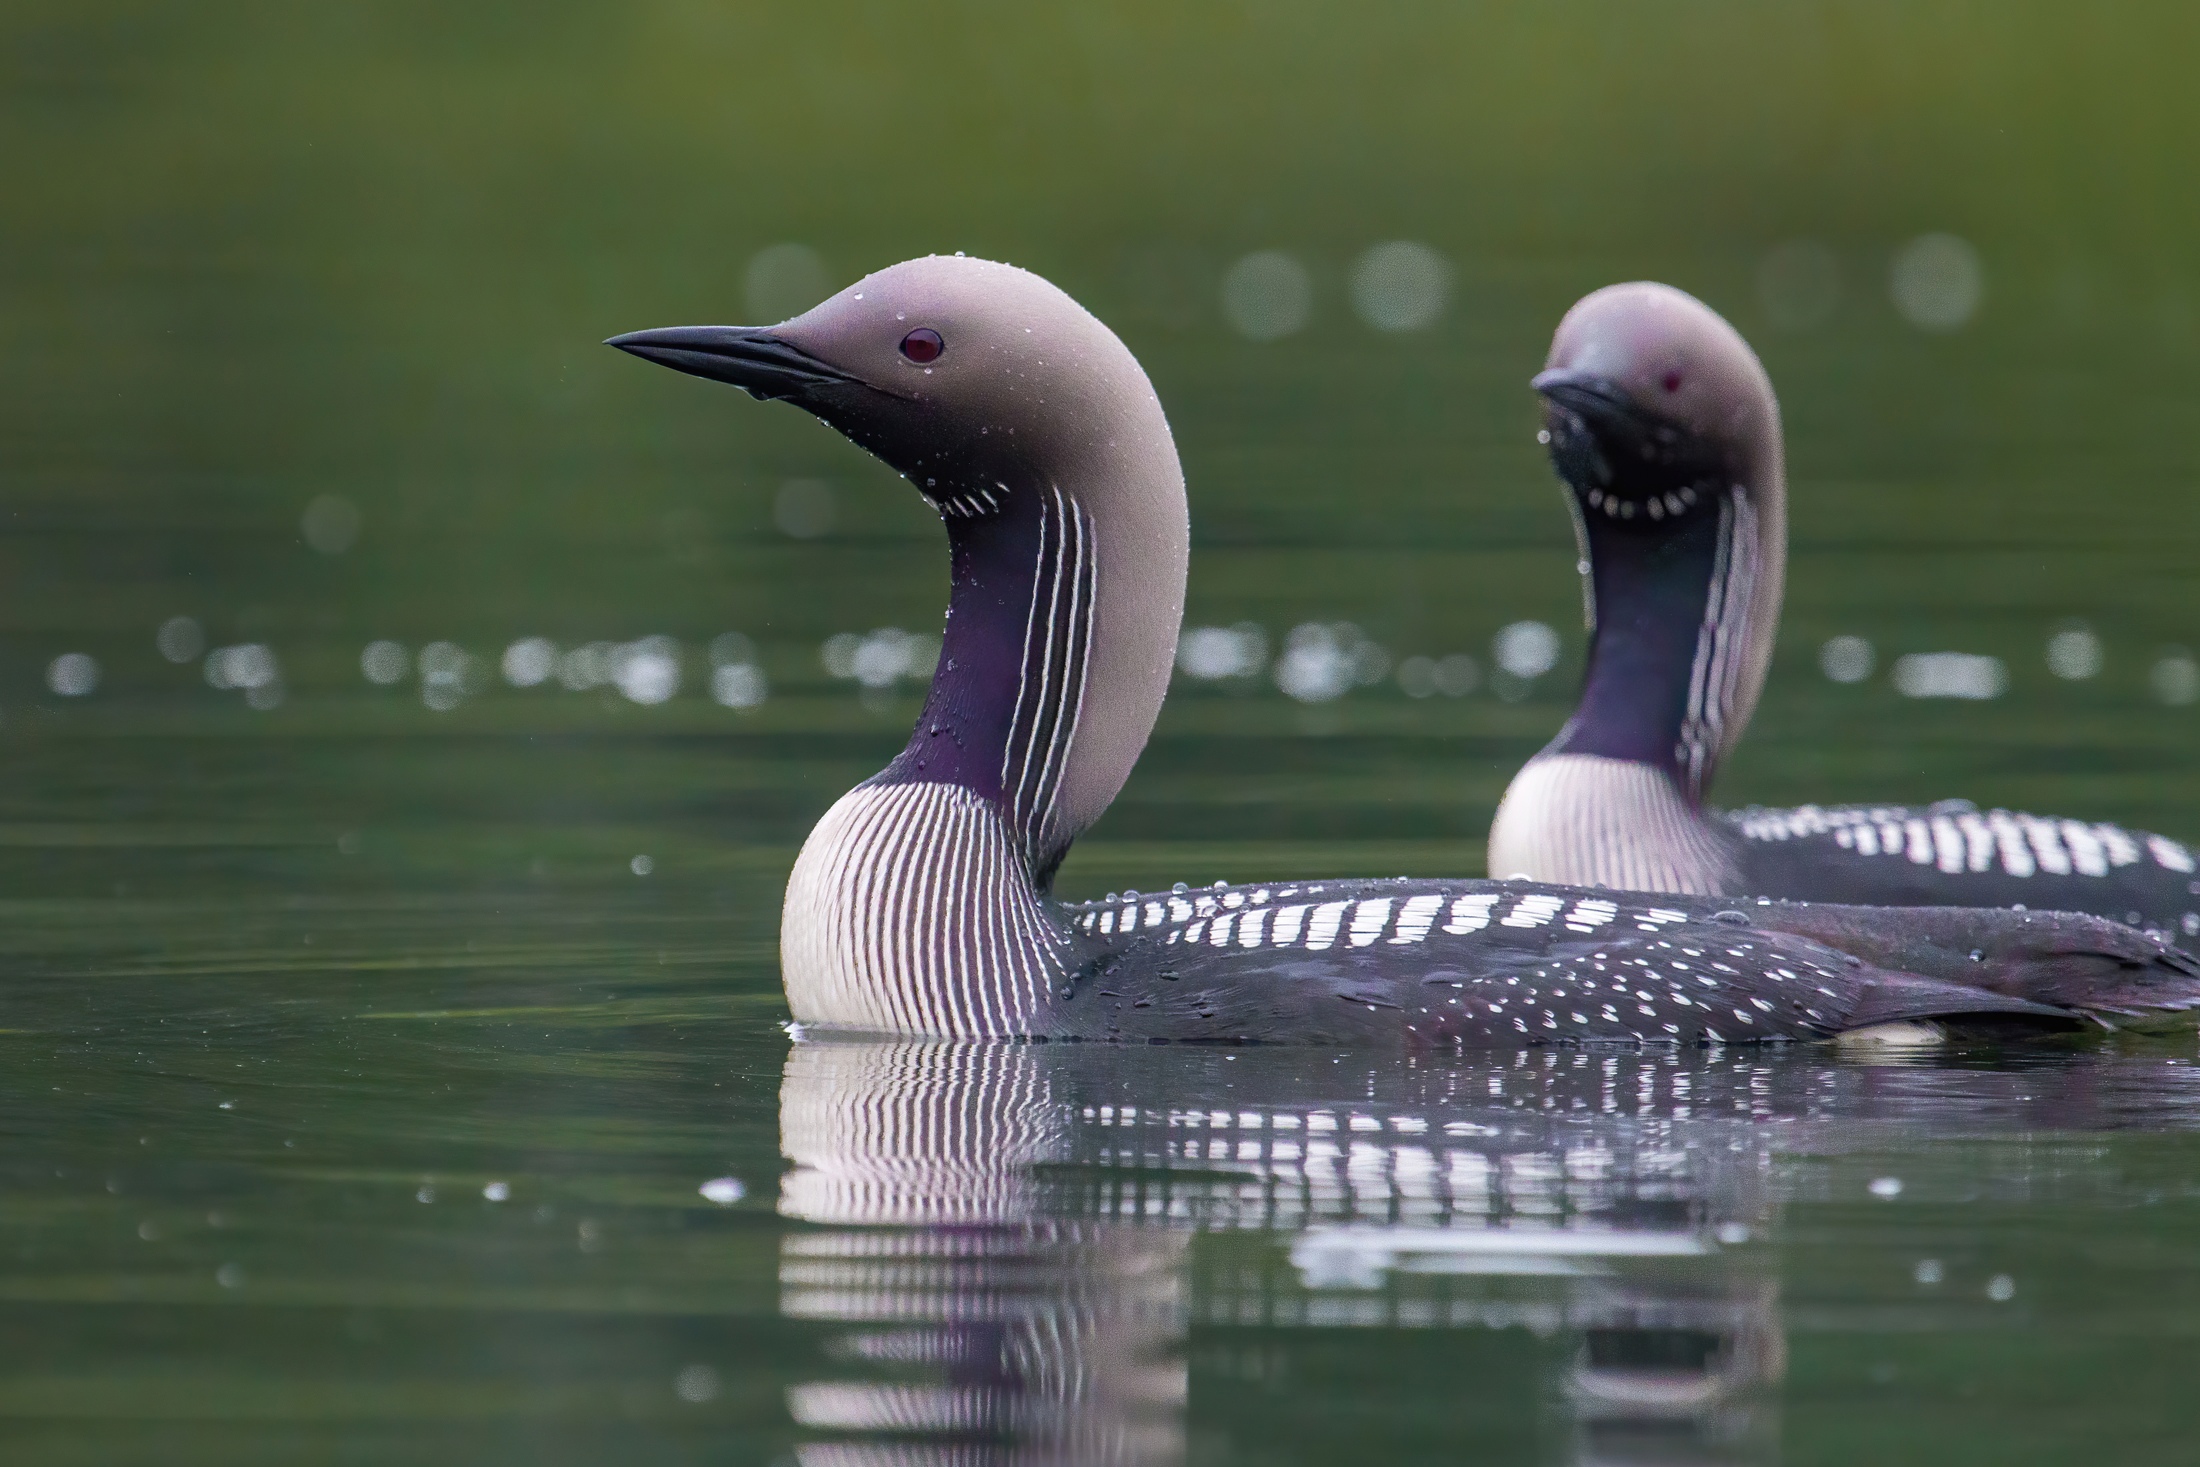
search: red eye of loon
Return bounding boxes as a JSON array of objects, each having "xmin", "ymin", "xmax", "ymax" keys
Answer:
[
  {"xmin": 899, "ymin": 328, "xmax": 943, "ymax": 363},
  {"xmin": 1661, "ymin": 370, "xmax": 1684, "ymax": 392}
]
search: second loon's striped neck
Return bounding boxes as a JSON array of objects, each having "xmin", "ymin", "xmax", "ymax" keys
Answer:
[{"xmin": 1552, "ymin": 482, "xmax": 1771, "ymax": 803}]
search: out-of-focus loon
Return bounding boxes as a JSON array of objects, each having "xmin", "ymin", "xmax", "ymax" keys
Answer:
[
  {"xmin": 610, "ymin": 256, "xmax": 2200, "ymax": 1046},
  {"xmin": 1489, "ymin": 281, "xmax": 2200, "ymax": 940}
]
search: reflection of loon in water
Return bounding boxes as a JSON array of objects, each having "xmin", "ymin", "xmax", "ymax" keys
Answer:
[{"xmin": 777, "ymin": 1040, "xmax": 1803, "ymax": 1465}]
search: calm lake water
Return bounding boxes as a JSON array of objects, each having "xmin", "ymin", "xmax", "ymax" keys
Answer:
[{"xmin": 8, "ymin": 4, "xmax": 2200, "ymax": 1462}]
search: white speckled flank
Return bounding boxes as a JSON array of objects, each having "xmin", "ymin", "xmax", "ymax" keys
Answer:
[
  {"xmin": 782, "ymin": 782, "xmax": 1067, "ymax": 1035},
  {"xmin": 1349, "ymin": 899, "xmax": 1394, "ymax": 947},
  {"xmin": 1390, "ymin": 894, "xmax": 1445, "ymax": 943},
  {"xmin": 1073, "ymin": 883, "xmax": 1728, "ymax": 959},
  {"xmin": 1444, "ymin": 894, "xmax": 1500, "ymax": 934},
  {"xmin": 1730, "ymin": 803, "xmax": 2193, "ymax": 882}
]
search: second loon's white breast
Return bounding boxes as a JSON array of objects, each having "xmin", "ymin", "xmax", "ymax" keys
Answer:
[{"xmin": 1488, "ymin": 753, "xmax": 1737, "ymax": 896}]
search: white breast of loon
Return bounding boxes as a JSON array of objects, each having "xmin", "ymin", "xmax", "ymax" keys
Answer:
[{"xmin": 783, "ymin": 781, "xmax": 1069, "ymax": 1036}]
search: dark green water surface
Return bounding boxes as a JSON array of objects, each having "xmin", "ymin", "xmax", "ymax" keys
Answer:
[{"xmin": 8, "ymin": 3, "xmax": 2200, "ymax": 1461}]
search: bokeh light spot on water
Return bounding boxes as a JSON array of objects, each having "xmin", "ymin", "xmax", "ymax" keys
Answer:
[
  {"xmin": 1396, "ymin": 653, "xmax": 1479, "ymax": 699},
  {"xmin": 206, "ymin": 644, "xmax": 283, "ymax": 709},
  {"xmin": 775, "ymin": 478, "xmax": 838, "ymax": 539},
  {"xmin": 1820, "ymin": 635, "xmax": 1875, "ymax": 683},
  {"xmin": 744, "ymin": 242, "xmax": 831, "ymax": 323},
  {"xmin": 2045, "ymin": 624, "xmax": 2103, "ymax": 680},
  {"xmin": 2151, "ymin": 649, "xmax": 2199, "ymax": 706},
  {"xmin": 823, "ymin": 628, "xmax": 939, "ymax": 691},
  {"xmin": 416, "ymin": 1185, "xmax": 435, "ymax": 1203},
  {"xmin": 1869, "ymin": 1176, "xmax": 1903, "ymax": 1199},
  {"xmin": 482, "ymin": 1181, "xmax": 510, "ymax": 1202},
  {"xmin": 630, "ymin": 854, "xmax": 653, "ymax": 876},
  {"xmin": 558, "ymin": 642, "xmax": 612, "ymax": 690},
  {"xmin": 1275, "ymin": 623, "xmax": 1388, "ymax": 704},
  {"xmin": 1758, "ymin": 239, "xmax": 1843, "ymax": 330},
  {"xmin": 1987, "ymin": 1274, "xmax": 2017, "ymax": 1302},
  {"xmin": 156, "ymin": 615, "xmax": 204, "ymax": 664},
  {"xmin": 674, "ymin": 1364, "xmax": 721, "ymax": 1404},
  {"xmin": 1891, "ymin": 233, "xmax": 1984, "ymax": 331},
  {"xmin": 709, "ymin": 633, "xmax": 769, "ymax": 709},
  {"xmin": 1348, "ymin": 241, "xmax": 1450, "ymax": 332},
  {"xmin": 698, "ymin": 1176, "xmax": 745, "ymax": 1205},
  {"xmin": 711, "ymin": 663, "xmax": 767, "ymax": 709},
  {"xmin": 1221, "ymin": 250, "xmax": 1313, "ymax": 341},
  {"xmin": 611, "ymin": 635, "xmax": 681, "ymax": 705},
  {"xmin": 1176, "ymin": 623, "xmax": 1268, "ymax": 680},
  {"xmin": 215, "ymin": 1264, "xmax": 244, "ymax": 1289},
  {"xmin": 417, "ymin": 642, "xmax": 476, "ymax": 711},
  {"xmin": 361, "ymin": 640, "xmax": 409, "ymax": 685},
  {"xmin": 1915, "ymin": 1259, "xmax": 1945, "ymax": 1285},
  {"xmin": 46, "ymin": 652, "xmax": 99, "ymax": 697},
  {"xmin": 300, "ymin": 493, "xmax": 361, "ymax": 555},
  {"xmin": 1493, "ymin": 620, "xmax": 1561, "ymax": 680},
  {"xmin": 1893, "ymin": 651, "xmax": 2006, "ymax": 700},
  {"xmin": 502, "ymin": 637, "xmax": 557, "ymax": 687}
]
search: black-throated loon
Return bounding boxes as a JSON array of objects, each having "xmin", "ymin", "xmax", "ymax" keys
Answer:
[
  {"xmin": 610, "ymin": 256, "xmax": 2200, "ymax": 1045},
  {"xmin": 1489, "ymin": 281, "xmax": 2200, "ymax": 940}
]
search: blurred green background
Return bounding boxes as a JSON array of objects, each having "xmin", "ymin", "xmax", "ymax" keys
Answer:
[{"xmin": 8, "ymin": 5, "xmax": 2200, "ymax": 1461}]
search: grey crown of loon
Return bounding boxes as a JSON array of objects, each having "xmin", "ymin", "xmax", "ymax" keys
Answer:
[
  {"xmin": 1490, "ymin": 281, "xmax": 2200, "ymax": 940},
  {"xmin": 610, "ymin": 256, "xmax": 2200, "ymax": 1047}
]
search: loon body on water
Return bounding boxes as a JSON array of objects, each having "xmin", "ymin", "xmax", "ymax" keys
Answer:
[
  {"xmin": 611, "ymin": 256, "xmax": 2200, "ymax": 1045},
  {"xmin": 1489, "ymin": 282, "xmax": 2200, "ymax": 939}
]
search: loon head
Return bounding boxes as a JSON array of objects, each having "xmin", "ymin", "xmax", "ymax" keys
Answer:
[
  {"xmin": 609, "ymin": 255, "xmax": 1179, "ymax": 534},
  {"xmin": 1531, "ymin": 281, "xmax": 1783, "ymax": 524}
]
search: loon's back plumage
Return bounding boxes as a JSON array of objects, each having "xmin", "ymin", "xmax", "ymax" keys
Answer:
[{"xmin": 1041, "ymin": 878, "xmax": 2200, "ymax": 1047}]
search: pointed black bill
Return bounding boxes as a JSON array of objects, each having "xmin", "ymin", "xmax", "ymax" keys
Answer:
[
  {"xmin": 1531, "ymin": 368, "xmax": 1644, "ymax": 434},
  {"xmin": 605, "ymin": 325, "xmax": 860, "ymax": 401}
]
